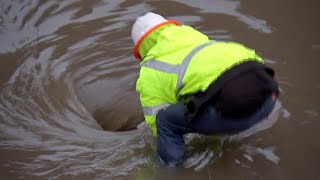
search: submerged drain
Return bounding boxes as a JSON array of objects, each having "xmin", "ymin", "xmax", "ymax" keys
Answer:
[{"xmin": 92, "ymin": 107, "xmax": 143, "ymax": 132}]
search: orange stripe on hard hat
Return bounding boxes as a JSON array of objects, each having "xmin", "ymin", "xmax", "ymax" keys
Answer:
[{"xmin": 133, "ymin": 20, "xmax": 179, "ymax": 60}]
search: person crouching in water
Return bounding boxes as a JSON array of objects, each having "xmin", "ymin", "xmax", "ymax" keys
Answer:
[{"xmin": 131, "ymin": 12, "xmax": 279, "ymax": 167}]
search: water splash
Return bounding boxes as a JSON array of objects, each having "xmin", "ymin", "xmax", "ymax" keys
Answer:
[{"xmin": 241, "ymin": 144, "xmax": 280, "ymax": 164}]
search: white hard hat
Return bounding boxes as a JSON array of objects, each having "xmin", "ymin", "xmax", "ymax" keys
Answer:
[
  {"xmin": 131, "ymin": 12, "xmax": 179, "ymax": 59},
  {"xmin": 131, "ymin": 12, "xmax": 168, "ymax": 45}
]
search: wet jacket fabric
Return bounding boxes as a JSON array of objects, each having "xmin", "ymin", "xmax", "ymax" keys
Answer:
[{"xmin": 136, "ymin": 24, "xmax": 263, "ymax": 135}]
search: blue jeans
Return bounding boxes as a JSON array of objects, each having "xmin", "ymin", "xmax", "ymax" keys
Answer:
[{"xmin": 156, "ymin": 96, "xmax": 276, "ymax": 166}]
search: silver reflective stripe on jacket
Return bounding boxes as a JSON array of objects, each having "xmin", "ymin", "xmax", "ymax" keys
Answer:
[
  {"xmin": 142, "ymin": 60, "xmax": 180, "ymax": 73},
  {"xmin": 143, "ymin": 103, "xmax": 171, "ymax": 116},
  {"xmin": 176, "ymin": 42, "xmax": 214, "ymax": 90},
  {"xmin": 141, "ymin": 41, "xmax": 214, "ymax": 116}
]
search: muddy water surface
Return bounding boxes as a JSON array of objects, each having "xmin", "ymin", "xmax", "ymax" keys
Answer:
[{"xmin": 0, "ymin": 0, "xmax": 319, "ymax": 179}]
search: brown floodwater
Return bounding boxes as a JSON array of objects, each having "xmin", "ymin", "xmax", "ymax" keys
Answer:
[{"xmin": 0, "ymin": 0, "xmax": 319, "ymax": 179}]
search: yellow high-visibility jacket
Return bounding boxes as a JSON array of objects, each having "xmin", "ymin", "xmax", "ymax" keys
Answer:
[{"xmin": 136, "ymin": 24, "xmax": 263, "ymax": 135}]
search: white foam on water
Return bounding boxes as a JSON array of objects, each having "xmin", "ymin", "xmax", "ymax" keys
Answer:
[{"xmin": 242, "ymin": 144, "xmax": 280, "ymax": 164}]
